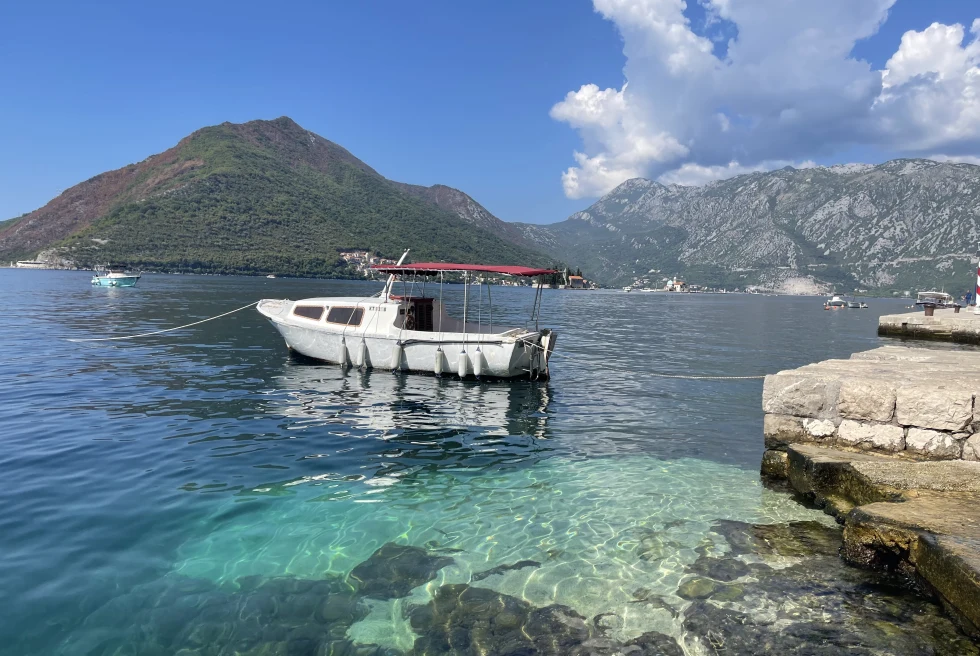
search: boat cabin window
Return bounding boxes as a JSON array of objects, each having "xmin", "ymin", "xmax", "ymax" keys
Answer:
[
  {"xmin": 292, "ymin": 305, "xmax": 325, "ymax": 320},
  {"xmin": 326, "ymin": 306, "xmax": 364, "ymax": 326}
]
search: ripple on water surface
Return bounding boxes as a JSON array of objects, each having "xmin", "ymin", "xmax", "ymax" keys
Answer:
[{"xmin": 1, "ymin": 272, "xmax": 973, "ymax": 655}]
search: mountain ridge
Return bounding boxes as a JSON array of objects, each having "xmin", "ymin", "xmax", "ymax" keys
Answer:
[
  {"xmin": 515, "ymin": 158, "xmax": 980, "ymax": 293},
  {"xmin": 0, "ymin": 117, "xmax": 545, "ymax": 275}
]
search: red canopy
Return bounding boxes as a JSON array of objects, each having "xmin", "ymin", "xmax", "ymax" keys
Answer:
[{"xmin": 371, "ymin": 263, "xmax": 556, "ymax": 277}]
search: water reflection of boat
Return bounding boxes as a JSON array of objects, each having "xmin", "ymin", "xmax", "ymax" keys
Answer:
[
  {"xmin": 257, "ymin": 251, "xmax": 558, "ymax": 379},
  {"xmin": 270, "ymin": 363, "xmax": 553, "ymax": 449}
]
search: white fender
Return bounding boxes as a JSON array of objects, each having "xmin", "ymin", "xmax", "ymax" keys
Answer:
[
  {"xmin": 358, "ymin": 339, "xmax": 368, "ymax": 369},
  {"xmin": 457, "ymin": 349, "xmax": 468, "ymax": 378},
  {"xmin": 434, "ymin": 347, "xmax": 444, "ymax": 376},
  {"xmin": 339, "ymin": 337, "xmax": 350, "ymax": 368},
  {"xmin": 391, "ymin": 341, "xmax": 403, "ymax": 370},
  {"xmin": 473, "ymin": 346, "xmax": 483, "ymax": 378}
]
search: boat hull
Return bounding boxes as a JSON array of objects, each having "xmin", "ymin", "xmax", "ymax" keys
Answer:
[
  {"xmin": 91, "ymin": 275, "xmax": 140, "ymax": 287},
  {"xmin": 269, "ymin": 321, "xmax": 551, "ymax": 379}
]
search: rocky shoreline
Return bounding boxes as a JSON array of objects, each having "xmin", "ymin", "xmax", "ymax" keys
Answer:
[{"xmin": 761, "ymin": 345, "xmax": 980, "ymax": 639}]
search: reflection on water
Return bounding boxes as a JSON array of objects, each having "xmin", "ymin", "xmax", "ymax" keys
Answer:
[
  {"xmin": 270, "ymin": 357, "xmax": 553, "ymax": 471},
  {"xmin": 0, "ymin": 270, "xmax": 973, "ymax": 655}
]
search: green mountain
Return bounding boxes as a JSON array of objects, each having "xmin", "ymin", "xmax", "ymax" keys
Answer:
[{"xmin": 0, "ymin": 117, "xmax": 544, "ymax": 276}]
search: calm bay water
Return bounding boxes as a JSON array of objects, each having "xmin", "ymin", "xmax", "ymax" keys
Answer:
[{"xmin": 1, "ymin": 270, "xmax": 973, "ymax": 655}]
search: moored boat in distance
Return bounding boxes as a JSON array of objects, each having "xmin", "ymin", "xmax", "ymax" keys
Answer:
[
  {"xmin": 91, "ymin": 264, "xmax": 141, "ymax": 287},
  {"xmin": 257, "ymin": 252, "xmax": 558, "ymax": 379},
  {"xmin": 915, "ymin": 291, "xmax": 956, "ymax": 308},
  {"xmin": 824, "ymin": 295, "xmax": 846, "ymax": 310}
]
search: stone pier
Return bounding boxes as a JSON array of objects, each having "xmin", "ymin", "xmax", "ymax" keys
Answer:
[
  {"xmin": 879, "ymin": 307, "xmax": 980, "ymax": 343},
  {"xmin": 763, "ymin": 345, "xmax": 980, "ymax": 463},
  {"xmin": 761, "ymin": 345, "xmax": 980, "ymax": 636}
]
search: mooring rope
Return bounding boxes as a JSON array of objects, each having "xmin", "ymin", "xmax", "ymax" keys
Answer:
[
  {"xmin": 66, "ymin": 301, "xmax": 259, "ymax": 342},
  {"xmin": 65, "ymin": 299, "xmax": 768, "ymax": 380},
  {"xmin": 532, "ymin": 345, "xmax": 767, "ymax": 380}
]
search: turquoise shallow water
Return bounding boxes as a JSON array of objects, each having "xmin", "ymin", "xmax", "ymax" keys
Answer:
[{"xmin": 0, "ymin": 270, "xmax": 971, "ymax": 655}]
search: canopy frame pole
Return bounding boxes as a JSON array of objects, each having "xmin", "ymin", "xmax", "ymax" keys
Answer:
[
  {"xmin": 463, "ymin": 271, "xmax": 469, "ymax": 346},
  {"xmin": 383, "ymin": 249, "xmax": 410, "ymax": 301},
  {"xmin": 487, "ymin": 280, "xmax": 493, "ymax": 335},
  {"xmin": 531, "ymin": 275, "xmax": 543, "ymax": 332},
  {"xmin": 477, "ymin": 278, "xmax": 483, "ymax": 341}
]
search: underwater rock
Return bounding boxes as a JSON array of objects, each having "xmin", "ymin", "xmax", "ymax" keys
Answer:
[
  {"xmin": 622, "ymin": 631, "xmax": 685, "ymax": 656},
  {"xmin": 677, "ymin": 577, "xmax": 724, "ymax": 600},
  {"xmin": 711, "ymin": 519, "xmax": 842, "ymax": 558},
  {"xmin": 682, "ymin": 597, "xmax": 977, "ymax": 655},
  {"xmin": 60, "ymin": 573, "xmax": 390, "ymax": 656},
  {"xmin": 471, "ymin": 559, "xmax": 541, "ymax": 581},
  {"xmin": 688, "ymin": 553, "xmax": 751, "ymax": 581},
  {"xmin": 677, "ymin": 527, "xmax": 980, "ymax": 656},
  {"xmin": 409, "ymin": 583, "xmax": 683, "ymax": 655},
  {"xmin": 349, "ymin": 543, "xmax": 454, "ymax": 599}
]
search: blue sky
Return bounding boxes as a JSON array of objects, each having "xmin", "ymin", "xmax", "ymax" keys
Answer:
[{"xmin": 1, "ymin": 0, "xmax": 978, "ymax": 225}]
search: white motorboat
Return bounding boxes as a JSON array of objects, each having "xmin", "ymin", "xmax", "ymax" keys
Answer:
[
  {"xmin": 91, "ymin": 264, "xmax": 141, "ymax": 287},
  {"xmin": 257, "ymin": 253, "xmax": 558, "ymax": 379},
  {"xmin": 915, "ymin": 291, "xmax": 955, "ymax": 308},
  {"xmin": 824, "ymin": 295, "xmax": 846, "ymax": 309}
]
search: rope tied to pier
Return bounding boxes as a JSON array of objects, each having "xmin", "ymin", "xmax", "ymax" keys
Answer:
[
  {"xmin": 533, "ymin": 345, "xmax": 767, "ymax": 380},
  {"xmin": 66, "ymin": 301, "xmax": 259, "ymax": 342},
  {"xmin": 67, "ymin": 300, "xmax": 769, "ymax": 379}
]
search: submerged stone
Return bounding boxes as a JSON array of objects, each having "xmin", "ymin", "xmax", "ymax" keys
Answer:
[
  {"xmin": 60, "ymin": 573, "xmax": 387, "ymax": 656},
  {"xmin": 349, "ymin": 543, "xmax": 454, "ymax": 599},
  {"xmin": 711, "ymin": 519, "xmax": 842, "ymax": 558},
  {"xmin": 471, "ymin": 559, "xmax": 541, "ymax": 581},
  {"xmin": 688, "ymin": 553, "xmax": 751, "ymax": 581},
  {"xmin": 677, "ymin": 577, "xmax": 724, "ymax": 600},
  {"xmin": 409, "ymin": 583, "xmax": 683, "ymax": 655}
]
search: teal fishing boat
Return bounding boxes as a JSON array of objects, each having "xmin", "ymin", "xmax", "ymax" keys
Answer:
[{"xmin": 91, "ymin": 264, "xmax": 141, "ymax": 287}]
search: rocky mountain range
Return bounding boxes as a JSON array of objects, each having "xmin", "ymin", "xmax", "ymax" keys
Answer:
[
  {"xmin": 516, "ymin": 160, "xmax": 980, "ymax": 294},
  {"xmin": 4, "ymin": 116, "xmax": 978, "ymax": 293}
]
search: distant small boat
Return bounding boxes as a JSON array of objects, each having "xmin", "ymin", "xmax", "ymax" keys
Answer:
[
  {"xmin": 623, "ymin": 286, "xmax": 633, "ymax": 292},
  {"xmin": 859, "ymin": 302, "xmax": 869, "ymax": 309},
  {"xmin": 267, "ymin": 274, "xmax": 277, "ymax": 279},
  {"xmin": 847, "ymin": 301, "xmax": 860, "ymax": 309},
  {"xmin": 91, "ymin": 264, "xmax": 141, "ymax": 287},
  {"xmin": 915, "ymin": 291, "xmax": 955, "ymax": 308}
]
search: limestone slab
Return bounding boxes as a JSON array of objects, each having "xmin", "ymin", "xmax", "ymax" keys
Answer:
[
  {"xmin": 837, "ymin": 420, "xmax": 905, "ymax": 452},
  {"xmin": 906, "ymin": 428, "xmax": 964, "ymax": 459},
  {"xmin": 838, "ymin": 379, "xmax": 896, "ymax": 422},
  {"xmin": 762, "ymin": 374, "xmax": 840, "ymax": 419},
  {"xmin": 896, "ymin": 387, "xmax": 974, "ymax": 432}
]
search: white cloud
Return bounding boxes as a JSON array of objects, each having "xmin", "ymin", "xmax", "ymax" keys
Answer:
[
  {"xmin": 553, "ymin": 0, "xmax": 980, "ymax": 198},
  {"xmin": 658, "ymin": 159, "xmax": 816, "ymax": 186},
  {"xmin": 926, "ymin": 154, "xmax": 980, "ymax": 166}
]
